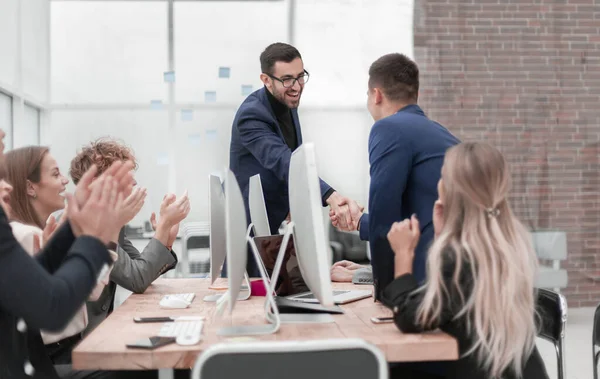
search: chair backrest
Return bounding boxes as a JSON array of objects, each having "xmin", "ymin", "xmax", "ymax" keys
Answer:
[
  {"xmin": 593, "ymin": 303, "xmax": 600, "ymax": 347},
  {"xmin": 329, "ymin": 228, "xmax": 368, "ymax": 262},
  {"xmin": 536, "ymin": 288, "xmax": 567, "ymax": 344},
  {"xmin": 532, "ymin": 231, "xmax": 567, "ymax": 261},
  {"xmin": 182, "ymin": 222, "xmax": 210, "ymax": 249},
  {"xmin": 191, "ymin": 339, "xmax": 388, "ymax": 379}
]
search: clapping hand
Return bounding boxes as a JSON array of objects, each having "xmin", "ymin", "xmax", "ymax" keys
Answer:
[
  {"xmin": 150, "ymin": 211, "xmax": 178, "ymax": 249},
  {"xmin": 117, "ymin": 187, "xmax": 147, "ymax": 226},
  {"xmin": 73, "ymin": 161, "xmax": 135, "ymax": 209},
  {"xmin": 387, "ymin": 214, "xmax": 420, "ymax": 278},
  {"xmin": 160, "ymin": 191, "xmax": 191, "ymax": 226},
  {"xmin": 66, "ymin": 176, "xmax": 124, "ymax": 244},
  {"xmin": 152, "ymin": 191, "xmax": 191, "ymax": 248}
]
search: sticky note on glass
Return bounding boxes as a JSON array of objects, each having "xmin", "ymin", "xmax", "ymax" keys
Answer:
[
  {"xmin": 218, "ymin": 67, "xmax": 230, "ymax": 78},
  {"xmin": 206, "ymin": 129, "xmax": 218, "ymax": 141},
  {"xmin": 150, "ymin": 100, "xmax": 163, "ymax": 110},
  {"xmin": 188, "ymin": 133, "xmax": 201, "ymax": 147},
  {"xmin": 163, "ymin": 71, "xmax": 175, "ymax": 83},
  {"xmin": 241, "ymin": 85, "xmax": 253, "ymax": 96},
  {"xmin": 205, "ymin": 91, "xmax": 217, "ymax": 103},
  {"xmin": 181, "ymin": 109, "xmax": 193, "ymax": 121},
  {"xmin": 156, "ymin": 152, "xmax": 169, "ymax": 166}
]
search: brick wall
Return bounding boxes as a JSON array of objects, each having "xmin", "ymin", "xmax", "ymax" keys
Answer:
[{"xmin": 413, "ymin": 0, "xmax": 600, "ymax": 307}]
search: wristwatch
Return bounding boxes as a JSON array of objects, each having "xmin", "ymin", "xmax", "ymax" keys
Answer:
[{"xmin": 106, "ymin": 241, "xmax": 118, "ymax": 251}]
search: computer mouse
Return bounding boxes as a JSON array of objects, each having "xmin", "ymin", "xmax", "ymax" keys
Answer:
[
  {"xmin": 159, "ymin": 296, "xmax": 190, "ymax": 309},
  {"xmin": 176, "ymin": 334, "xmax": 202, "ymax": 346}
]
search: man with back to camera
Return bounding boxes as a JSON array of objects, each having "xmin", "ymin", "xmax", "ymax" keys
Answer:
[
  {"xmin": 329, "ymin": 53, "xmax": 460, "ymax": 378},
  {"xmin": 229, "ymin": 42, "xmax": 362, "ymax": 278},
  {"xmin": 330, "ymin": 53, "xmax": 460, "ymax": 299}
]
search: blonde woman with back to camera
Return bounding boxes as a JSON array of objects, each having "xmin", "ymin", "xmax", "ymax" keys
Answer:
[{"xmin": 383, "ymin": 142, "xmax": 549, "ymax": 379}]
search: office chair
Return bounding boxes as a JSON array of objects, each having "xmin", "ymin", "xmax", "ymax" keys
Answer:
[
  {"xmin": 179, "ymin": 222, "xmax": 210, "ymax": 277},
  {"xmin": 593, "ymin": 303, "xmax": 600, "ymax": 379},
  {"xmin": 531, "ymin": 230, "xmax": 568, "ymax": 291},
  {"xmin": 191, "ymin": 339, "xmax": 388, "ymax": 379},
  {"xmin": 536, "ymin": 288, "xmax": 567, "ymax": 379},
  {"xmin": 329, "ymin": 226, "xmax": 368, "ymax": 262}
]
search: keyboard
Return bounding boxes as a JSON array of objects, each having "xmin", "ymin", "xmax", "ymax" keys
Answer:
[
  {"xmin": 158, "ymin": 320, "xmax": 204, "ymax": 338},
  {"xmin": 352, "ymin": 268, "xmax": 374, "ymax": 285}
]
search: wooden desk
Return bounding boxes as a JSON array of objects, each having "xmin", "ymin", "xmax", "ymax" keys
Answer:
[{"xmin": 73, "ymin": 279, "xmax": 458, "ymax": 372}]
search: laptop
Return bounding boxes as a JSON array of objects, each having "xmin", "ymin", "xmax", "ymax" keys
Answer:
[
  {"xmin": 254, "ymin": 235, "xmax": 373, "ymax": 305},
  {"xmin": 286, "ymin": 289, "xmax": 372, "ymax": 305}
]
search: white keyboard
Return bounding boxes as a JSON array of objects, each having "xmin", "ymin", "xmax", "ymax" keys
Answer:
[
  {"xmin": 159, "ymin": 293, "xmax": 196, "ymax": 309},
  {"xmin": 158, "ymin": 321, "xmax": 204, "ymax": 345}
]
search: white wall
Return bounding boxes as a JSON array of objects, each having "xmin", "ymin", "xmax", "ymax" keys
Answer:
[
  {"xmin": 49, "ymin": 109, "xmax": 170, "ymax": 225},
  {"xmin": 0, "ymin": 0, "xmax": 49, "ymax": 101},
  {"xmin": 51, "ymin": 2, "xmax": 167, "ymax": 103},
  {"xmin": 22, "ymin": 0, "xmax": 50, "ymax": 102},
  {"xmin": 49, "ymin": 0, "xmax": 413, "ymax": 226},
  {"xmin": 174, "ymin": 1, "xmax": 288, "ymax": 103},
  {"xmin": 296, "ymin": 0, "xmax": 414, "ymax": 107},
  {"xmin": 0, "ymin": 0, "xmax": 48, "ymax": 150},
  {"xmin": 0, "ymin": 93, "xmax": 13, "ymax": 150},
  {"xmin": 14, "ymin": 104, "xmax": 40, "ymax": 147},
  {"xmin": 0, "ymin": 0, "xmax": 19, "ymax": 92}
]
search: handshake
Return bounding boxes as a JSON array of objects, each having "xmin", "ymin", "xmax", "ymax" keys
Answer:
[{"xmin": 327, "ymin": 192, "xmax": 364, "ymax": 232}]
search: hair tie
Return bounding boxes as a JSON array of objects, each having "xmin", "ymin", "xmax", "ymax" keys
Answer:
[{"xmin": 486, "ymin": 208, "xmax": 500, "ymax": 218}]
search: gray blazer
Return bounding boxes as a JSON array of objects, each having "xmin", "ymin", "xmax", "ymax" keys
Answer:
[{"xmin": 84, "ymin": 228, "xmax": 177, "ymax": 334}]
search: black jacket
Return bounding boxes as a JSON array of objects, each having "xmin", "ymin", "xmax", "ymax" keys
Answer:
[
  {"xmin": 381, "ymin": 252, "xmax": 550, "ymax": 379},
  {"xmin": 0, "ymin": 207, "xmax": 111, "ymax": 379}
]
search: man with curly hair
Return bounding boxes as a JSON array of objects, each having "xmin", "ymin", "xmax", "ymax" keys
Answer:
[{"xmin": 50, "ymin": 138, "xmax": 190, "ymax": 379}]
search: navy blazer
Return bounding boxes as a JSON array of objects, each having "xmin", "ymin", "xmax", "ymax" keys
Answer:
[
  {"xmin": 360, "ymin": 104, "xmax": 460, "ymax": 301},
  {"xmin": 230, "ymin": 87, "xmax": 332, "ymax": 235}
]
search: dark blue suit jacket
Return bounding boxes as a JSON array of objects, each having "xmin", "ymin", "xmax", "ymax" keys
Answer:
[
  {"xmin": 359, "ymin": 104, "xmax": 460, "ymax": 301},
  {"xmin": 230, "ymin": 87, "xmax": 332, "ymax": 236}
]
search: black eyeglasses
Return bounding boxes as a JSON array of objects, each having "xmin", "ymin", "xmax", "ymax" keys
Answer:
[{"xmin": 267, "ymin": 70, "xmax": 310, "ymax": 88}]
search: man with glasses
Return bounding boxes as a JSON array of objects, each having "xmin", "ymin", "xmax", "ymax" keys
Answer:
[{"xmin": 229, "ymin": 42, "xmax": 360, "ymax": 278}]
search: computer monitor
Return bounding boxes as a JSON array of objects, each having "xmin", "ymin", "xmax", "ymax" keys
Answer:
[
  {"xmin": 224, "ymin": 169, "xmax": 248, "ymax": 314},
  {"xmin": 248, "ymin": 172, "xmax": 329, "ymax": 310},
  {"xmin": 249, "ymin": 174, "xmax": 271, "ymax": 237},
  {"xmin": 287, "ymin": 143, "xmax": 335, "ymax": 307},
  {"xmin": 217, "ymin": 169, "xmax": 281, "ymax": 336},
  {"xmin": 209, "ymin": 174, "xmax": 226, "ymax": 285},
  {"xmin": 204, "ymin": 174, "xmax": 250, "ymax": 303},
  {"xmin": 249, "ymin": 172, "xmax": 345, "ymax": 313},
  {"xmin": 218, "ymin": 165, "xmax": 339, "ymax": 332},
  {"xmin": 248, "ymin": 174, "xmax": 275, "ymax": 283},
  {"xmin": 286, "ymin": 144, "xmax": 371, "ymax": 306}
]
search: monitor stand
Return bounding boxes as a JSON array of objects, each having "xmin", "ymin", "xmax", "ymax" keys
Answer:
[
  {"xmin": 217, "ymin": 224, "xmax": 281, "ymax": 336},
  {"xmin": 262, "ymin": 222, "xmax": 334, "ymax": 324},
  {"xmin": 202, "ymin": 273, "xmax": 251, "ymax": 302}
]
